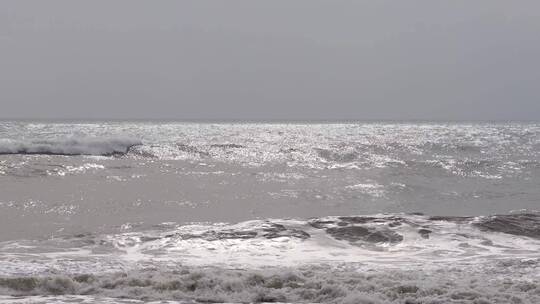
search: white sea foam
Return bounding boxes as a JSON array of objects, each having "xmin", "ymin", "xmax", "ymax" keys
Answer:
[
  {"xmin": 2, "ymin": 214, "xmax": 539, "ymax": 275},
  {"xmin": 1, "ymin": 215, "xmax": 539, "ymax": 303}
]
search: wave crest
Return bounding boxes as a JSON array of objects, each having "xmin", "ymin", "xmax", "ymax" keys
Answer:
[
  {"xmin": 1, "ymin": 262, "xmax": 538, "ymax": 304},
  {"xmin": 0, "ymin": 138, "xmax": 142, "ymax": 156}
]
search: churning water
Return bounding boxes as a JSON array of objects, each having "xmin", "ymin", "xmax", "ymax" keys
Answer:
[{"xmin": 1, "ymin": 121, "xmax": 539, "ymax": 303}]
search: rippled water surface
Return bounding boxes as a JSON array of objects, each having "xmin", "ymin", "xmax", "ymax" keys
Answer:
[{"xmin": 1, "ymin": 121, "xmax": 539, "ymax": 303}]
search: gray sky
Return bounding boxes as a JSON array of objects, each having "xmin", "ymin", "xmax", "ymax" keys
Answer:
[{"xmin": 1, "ymin": 0, "xmax": 539, "ymax": 121}]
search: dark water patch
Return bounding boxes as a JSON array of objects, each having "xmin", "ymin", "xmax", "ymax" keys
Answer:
[
  {"xmin": 176, "ymin": 144, "xmax": 209, "ymax": 157},
  {"xmin": 474, "ymin": 214, "xmax": 540, "ymax": 239},
  {"xmin": 260, "ymin": 223, "xmax": 311, "ymax": 240},
  {"xmin": 170, "ymin": 223, "xmax": 310, "ymax": 241},
  {"xmin": 0, "ymin": 278, "xmax": 39, "ymax": 292},
  {"xmin": 0, "ymin": 277, "xmax": 76, "ymax": 295},
  {"xmin": 308, "ymin": 213, "xmax": 540, "ymax": 244},
  {"xmin": 337, "ymin": 216, "xmax": 381, "ymax": 224},
  {"xmin": 310, "ymin": 217, "xmax": 404, "ymax": 245},
  {"xmin": 326, "ymin": 226, "xmax": 403, "ymax": 244},
  {"xmin": 128, "ymin": 147, "xmax": 157, "ymax": 158},
  {"xmin": 427, "ymin": 214, "xmax": 540, "ymax": 239},
  {"xmin": 418, "ymin": 229, "xmax": 432, "ymax": 239}
]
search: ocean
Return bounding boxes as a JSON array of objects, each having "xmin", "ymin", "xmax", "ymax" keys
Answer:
[{"xmin": 0, "ymin": 121, "xmax": 539, "ymax": 303}]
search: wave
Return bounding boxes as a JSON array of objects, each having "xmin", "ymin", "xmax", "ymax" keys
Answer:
[
  {"xmin": 0, "ymin": 138, "xmax": 142, "ymax": 156},
  {"xmin": 0, "ymin": 260, "xmax": 538, "ymax": 303},
  {"xmin": 2, "ymin": 213, "xmax": 539, "ymax": 271},
  {"xmin": 1, "ymin": 213, "xmax": 539, "ymax": 303}
]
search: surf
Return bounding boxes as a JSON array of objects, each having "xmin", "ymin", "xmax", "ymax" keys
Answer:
[{"xmin": 0, "ymin": 137, "xmax": 142, "ymax": 156}]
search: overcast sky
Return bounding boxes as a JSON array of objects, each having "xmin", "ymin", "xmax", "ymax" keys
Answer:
[{"xmin": 1, "ymin": 1, "xmax": 539, "ymax": 120}]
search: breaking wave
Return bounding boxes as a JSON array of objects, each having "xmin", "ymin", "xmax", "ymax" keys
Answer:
[
  {"xmin": 1, "ymin": 213, "xmax": 539, "ymax": 303},
  {"xmin": 1, "ymin": 261, "xmax": 539, "ymax": 304},
  {"xmin": 0, "ymin": 138, "xmax": 142, "ymax": 156}
]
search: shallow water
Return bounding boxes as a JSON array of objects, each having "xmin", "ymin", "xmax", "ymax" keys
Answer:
[{"xmin": 1, "ymin": 121, "xmax": 539, "ymax": 303}]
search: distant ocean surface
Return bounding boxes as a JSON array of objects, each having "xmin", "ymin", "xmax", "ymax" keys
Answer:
[{"xmin": 0, "ymin": 121, "xmax": 539, "ymax": 303}]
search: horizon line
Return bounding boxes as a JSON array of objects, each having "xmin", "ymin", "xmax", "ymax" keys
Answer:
[{"xmin": 1, "ymin": 117, "xmax": 539, "ymax": 124}]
